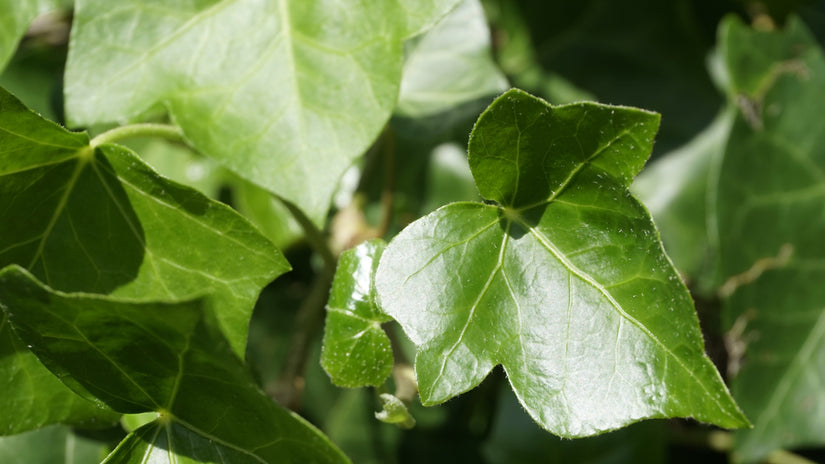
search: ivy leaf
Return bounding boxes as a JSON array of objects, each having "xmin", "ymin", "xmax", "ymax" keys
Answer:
[
  {"xmin": 0, "ymin": 267, "xmax": 349, "ymax": 463},
  {"xmin": 396, "ymin": 0, "xmax": 508, "ymax": 119},
  {"xmin": 716, "ymin": 16, "xmax": 825, "ymax": 462},
  {"xmin": 321, "ymin": 239, "xmax": 393, "ymax": 388},
  {"xmin": 375, "ymin": 89, "xmax": 748, "ymax": 436},
  {"xmin": 0, "ymin": 0, "xmax": 69, "ymax": 72},
  {"xmin": 64, "ymin": 0, "xmax": 458, "ymax": 223},
  {"xmin": 0, "ymin": 86, "xmax": 288, "ymax": 356},
  {"xmin": 0, "ymin": 314, "xmax": 118, "ymax": 435},
  {"xmin": 0, "ymin": 86, "xmax": 286, "ymax": 432}
]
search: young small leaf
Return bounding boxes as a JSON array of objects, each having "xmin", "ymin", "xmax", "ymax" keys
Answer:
[
  {"xmin": 0, "ymin": 0, "xmax": 69, "ymax": 72},
  {"xmin": 376, "ymin": 88, "xmax": 748, "ymax": 437},
  {"xmin": 322, "ymin": 239, "xmax": 393, "ymax": 387},
  {"xmin": 0, "ymin": 267, "xmax": 350, "ymax": 464}
]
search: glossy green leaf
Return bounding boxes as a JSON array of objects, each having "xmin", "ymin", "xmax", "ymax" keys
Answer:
[
  {"xmin": 716, "ymin": 16, "xmax": 825, "ymax": 462},
  {"xmin": 0, "ymin": 86, "xmax": 288, "ymax": 356},
  {"xmin": 64, "ymin": 0, "xmax": 458, "ymax": 223},
  {"xmin": 396, "ymin": 0, "xmax": 507, "ymax": 118},
  {"xmin": 0, "ymin": 425, "xmax": 108, "ymax": 464},
  {"xmin": 376, "ymin": 89, "xmax": 748, "ymax": 437},
  {"xmin": 322, "ymin": 239, "xmax": 393, "ymax": 388},
  {"xmin": 0, "ymin": 0, "xmax": 68, "ymax": 72},
  {"xmin": 0, "ymin": 267, "xmax": 350, "ymax": 464}
]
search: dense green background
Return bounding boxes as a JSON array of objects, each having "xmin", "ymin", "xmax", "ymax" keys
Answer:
[{"xmin": 1, "ymin": 0, "xmax": 825, "ymax": 463}]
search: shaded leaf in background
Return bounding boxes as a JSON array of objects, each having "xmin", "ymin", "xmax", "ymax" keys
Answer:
[
  {"xmin": 64, "ymin": 0, "xmax": 460, "ymax": 223},
  {"xmin": 396, "ymin": 0, "xmax": 507, "ymax": 118},
  {"xmin": 322, "ymin": 239, "xmax": 393, "ymax": 388},
  {"xmin": 716, "ymin": 16, "xmax": 825, "ymax": 462},
  {"xmin": 483, "ymin": 387, "xmax": 666, "ymax": 464},
  {"xmin": 376, "ymin": 89, "xmax": 747, "ymax": 436},
  {"xmin": 0, "ymin": 267, "xmax": 350, "ymax": 464},
  {"xmin": 0, "ymin": 425, "xmax": 108, "ymax": 464},
  {"xmin": 485, "ymin": 0, "xmax": 740, "ymax": 152},
  {"xmin": 632, "ymin": 110, "xmax": 734, "ymax": 283},
  {"xmin": 0, "ymin": 0, "xmax": 69, "ymax": 72}
]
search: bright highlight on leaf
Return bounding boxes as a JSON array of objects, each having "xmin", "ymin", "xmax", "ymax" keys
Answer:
[
  {"xmin": 0, "ymin": 267, "xmax": 349, "ymax": 463},
  {"xmin": 375, "ymin": 88, "xmax": 748, "ymax": 437},
  {"xmin": 322, "ymin": 239, "xmax": 393, "ymax": 388}
]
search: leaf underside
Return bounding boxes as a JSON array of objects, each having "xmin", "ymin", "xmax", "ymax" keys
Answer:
[
  {"xmin": 376, "ymin": 88, "xmax": 748, "ymax": 437},
  {"xmin": 64, "ymin": 0, "xmax": 460, "ymax": 223}
]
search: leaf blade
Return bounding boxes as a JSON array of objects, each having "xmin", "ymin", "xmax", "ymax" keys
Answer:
[{"xmin": 376, "ymin": 89, "xmax": 748, "ymax": 437}]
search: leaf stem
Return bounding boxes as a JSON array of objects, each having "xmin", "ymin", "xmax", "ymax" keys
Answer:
[
  {"xmin": 278, "ymin": 197, "xmax": 337, "ymax": 269},
  {"xmin": 89, "ymin": 123, "xmax": 185, "ymax": 148}
]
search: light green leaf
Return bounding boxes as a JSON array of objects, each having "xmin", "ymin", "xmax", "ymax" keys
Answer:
[
  {"xmin": 632, "ymin": 109, "xmax": 734, "ymax": 283},
  {"xmin": 716, "ymin": 16, "xmax": 825, "ymax": 462},
  {"xmin": 0, "ymin": 425, "xmax": 108, "ymax": 464},
  {"xmin": 0, "ymin": 0, "xmax": 68, "ymax": 72},
  {"xmin": 232, "ymin": 179, "xmax": 304, "ymax": 251},
  {"xmin": 64, "ymin": 0, "xmax": 459, "ymax": 223},
  {"xmin": 396, "ymin": 0, "xmax": 507, "ymax": 118},
  {"xmin": 375, "ymin": 89, "xmax": 748, "ymax": 437},
  {"xmin": 374, "ymin": 393, "xmax": 416, "ymax": 429},
  {"xmin": 0, "ymin": 86, "xmax": 288, "ymax": 356},
  {"xmin": 397, "ymin": 0, "xmax": 462, "ymax": 38},
  {"xmin": 0, "ymin": 267, "xmax": 350, "ymax": 463},
  {"xmin": 322, "ymin": 239, "xmax": 393, "ymax": 388}
]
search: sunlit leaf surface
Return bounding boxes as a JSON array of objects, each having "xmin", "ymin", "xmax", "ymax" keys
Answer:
[{"xmin": 376, "ymin": 89, "xmax": 747, "ymax": 436}]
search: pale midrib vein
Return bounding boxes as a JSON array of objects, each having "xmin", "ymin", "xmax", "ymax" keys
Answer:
[
  {"xmin": 169, "ymin": 416, "xmax": 268, "ymax": 464},
  {"xmin": 165, "ymin": 329, "xmax": 193, "ymax": 411},
  {"xmin": 0, "ymin": 154, "xmax": 78, "ymax": 177},
  {"xmin": 747, "ymin": 307, "xmax": 825, "ymax": 444},
  {"xmin": 27, "ymin": 157, "xmax": 87, "ymax": 272},
  {"xmin": 431, "ymin": 221, "xmax": 511, "ymax": 390},
  {"xmin": 277, "ymin": 0, "xmax": 307, "ymax": 152},
  {"xmin": 523, "ymin": 222, "xmax": 736, "ymax": 418},
  {"xmin": 327, "ymin": 306, "xmax": 380, "ymax": 324},
  {"xmin": 141, "ymin": 423, "xmax": 163, "ymax": 464}
]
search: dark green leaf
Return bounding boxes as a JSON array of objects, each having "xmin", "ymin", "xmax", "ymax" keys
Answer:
[
  {"xmin": 716, "ymin": 16, "xmax": 825, "ymax": 462},
  {"xmin": 0, "ymin": 313, "xmax": 118, "ymax": 435},
  {"xmin": 0, "ymin": 86, "xmax": 288, "ymax": 356},
  {"xmin": 64, "ymin": 0, "xmax": 459, "ymax": 223},
  {"xmin": 0, "ymin": 267, "xmax": 350, "ymax": 463},
  {"xmin": 376, "ymin": 89, "xmax": 747, "ymax": 437},
  {"xmin": 322, "ymin": 239, "xmax": 393, "ymax": 387}
]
